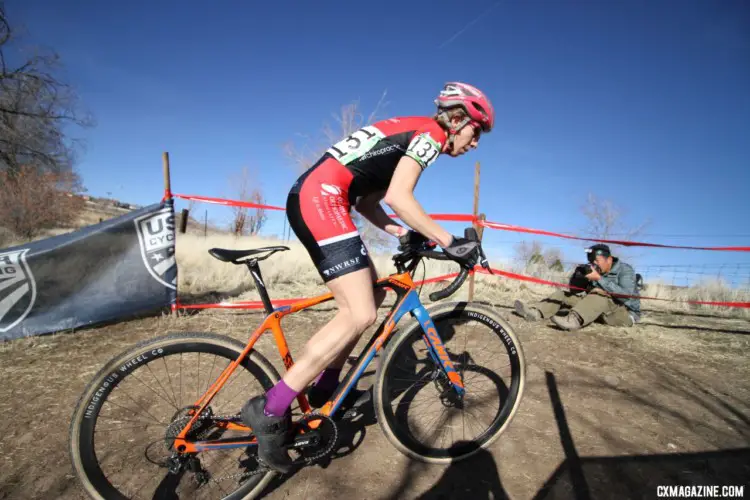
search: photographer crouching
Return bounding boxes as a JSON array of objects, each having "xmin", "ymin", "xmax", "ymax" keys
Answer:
[{"xmin": 514, "ymin": 244, "xmax": 641, "ymax": 331}]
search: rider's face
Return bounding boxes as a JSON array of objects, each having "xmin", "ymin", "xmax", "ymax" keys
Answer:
[{"xmin": 448, "ymin": 121, "xmax": 480, "ymax": 156}]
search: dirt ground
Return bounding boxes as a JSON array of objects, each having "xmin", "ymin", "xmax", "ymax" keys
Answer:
[{"xmin": 1, "ymin": 296, "xmax": 749, "ymax": 500}]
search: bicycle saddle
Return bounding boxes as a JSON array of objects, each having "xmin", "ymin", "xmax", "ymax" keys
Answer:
[{"xmin": 208, "ymin": 246, "xmax": 290, "ymax": 264}]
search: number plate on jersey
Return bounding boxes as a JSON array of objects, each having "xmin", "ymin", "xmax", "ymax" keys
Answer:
[
  {"xmin": 406, "ymin": 133, "xmax": 441, "ymax": 169},
  {"xmin": 326, "ymin": 126, "xmax": 386, "ymax": 165}
]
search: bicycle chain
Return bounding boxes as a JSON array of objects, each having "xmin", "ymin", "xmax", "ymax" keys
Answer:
[{"xmin": 167, "ymin": 411, "xmax": 339, "ymax": 485}]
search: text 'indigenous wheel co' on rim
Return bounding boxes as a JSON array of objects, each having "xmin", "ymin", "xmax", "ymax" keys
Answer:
[
  {"xmin": 374, "ymin": 302, "xmax": 526, "ymax": 463},
  {"xmin": 69, "ymin": 332, "xmax": 281, "ymax": 500}
]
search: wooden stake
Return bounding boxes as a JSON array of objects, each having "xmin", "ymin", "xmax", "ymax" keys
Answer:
[
  {"xmin": 468, "ymin": 161, "xmax": 481, "ymax": 301},
  {"xmin": 179, "ymin": 209, "xmax": 189, "ymax": 234},
  {"xmin": 162, "ymin": 152, "xmax": 172, "ymax": 199},
  {"xmin": 477, "ymin": 213, "xmax": 486, "ymax": 241}
]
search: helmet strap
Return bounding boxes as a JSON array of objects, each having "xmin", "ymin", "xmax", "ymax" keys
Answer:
[{"xmin": 436, "ymin": 109, "xmax": 472, "ymax": 150}]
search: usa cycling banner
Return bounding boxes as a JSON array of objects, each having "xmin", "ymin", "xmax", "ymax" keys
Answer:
[{"xmin": 0, "ymin": 199, "xmax": 177, "ymax": 340}]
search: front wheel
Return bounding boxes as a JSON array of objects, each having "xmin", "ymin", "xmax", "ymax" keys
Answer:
[
  {"xmin": 69, "ymin": 332, "xmax": 281, "ymax": 500},
  {"xmin": 373, "ymin": 301, "xmax": 526, "ymax": 463}
]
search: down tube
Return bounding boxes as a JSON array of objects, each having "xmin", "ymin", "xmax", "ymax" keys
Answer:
[{"xmin": 408, "ymin": 293, "xmax": 466, "ymax": 396}]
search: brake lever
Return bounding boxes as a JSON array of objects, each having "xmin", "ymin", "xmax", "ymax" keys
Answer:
[{"xmin": 478, "ymin": 246, "xmax": 493, "ymax": 275}]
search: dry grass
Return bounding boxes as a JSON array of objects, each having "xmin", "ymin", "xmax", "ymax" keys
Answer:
[
  {"xmin": 174, "ymin": 234, "xmax": 750, "ymax": 319},
  {"xmin": 641, "ymin": 279, "xmax": 750, "ymax": 316},
  {"xmin": 0, "ymin": 202, "xmax": 132, "ymax": 248},
  {"xmin": 174, "ymin": 232, "xmax": 459, "ymax": 305}
]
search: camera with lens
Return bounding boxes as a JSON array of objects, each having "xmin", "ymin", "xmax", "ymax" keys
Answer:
[{"xmin": 569, "ymin": 263, "xmax": 599, "ymax": 292}]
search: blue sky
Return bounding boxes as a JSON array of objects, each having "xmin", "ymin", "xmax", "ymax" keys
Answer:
[{"xmin": 8, "ymin": 0, "xmax": 750, "ymax": 284}]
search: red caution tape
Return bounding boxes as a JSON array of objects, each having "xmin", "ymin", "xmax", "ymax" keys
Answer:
[
  {"xmin": 472, "ymin": 267, "xmax": 750, "ymax": 308},
  {"xmin": 479, "ymin": 220, "xmax": 750, "ymax": 252},
  {"xmin": 173, "ymin": 193, "xmax": 286, "ymax": 211},
  {"xmin": 172, "ymin": 193, "xmax": 749, "ymax": 252}
]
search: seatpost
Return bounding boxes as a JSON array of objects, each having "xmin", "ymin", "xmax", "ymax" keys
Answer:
[{"xmin": 245, "ymin": 260, "xmax": 274, "ymax": 315}]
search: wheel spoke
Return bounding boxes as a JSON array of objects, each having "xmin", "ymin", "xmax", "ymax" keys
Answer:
[
  {"xmin": 71, "ymin": 334, "xmax": 277, "ymax": 500},
  {"xmin": 378, "ymin": 307, "xmax": 524, "ymax": 459}
]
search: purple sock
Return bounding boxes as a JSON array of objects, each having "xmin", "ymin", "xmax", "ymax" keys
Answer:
[
  {"xmin": 313, "ymin": 368, "xmax": 342, "ymax": 393},
  {"xmin": 264, "ymin": 380, "xmax": 298, "ymax": 417}
]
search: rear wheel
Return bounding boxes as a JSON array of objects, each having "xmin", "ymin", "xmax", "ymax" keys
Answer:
[
  {"xmin": 69, "ymin": 332, "xmax": 281, "ymax": 499},
  {"xmin": 374, "ymin": 301, "xmax": 526, "ymax": 463}
]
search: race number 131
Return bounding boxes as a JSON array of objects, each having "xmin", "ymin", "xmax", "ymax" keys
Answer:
[
  {"xmin": 327, "ymin": 126, "xmax": 385, "ymax": 165},
  {"xmin": 407, "ymin": 134, "xmax": 441, "ymax": 168}
]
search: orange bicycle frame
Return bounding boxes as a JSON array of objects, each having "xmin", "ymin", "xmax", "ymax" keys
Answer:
[{"xmin": 172, "ymin": 266, "xmax": 464, "ymax": 454}]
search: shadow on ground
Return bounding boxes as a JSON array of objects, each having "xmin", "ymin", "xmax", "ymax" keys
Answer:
[
  {"xmin": 534, "ymin": 447, "xmax": 749, "ymax": 500},
  {"xmin": 376, "ymin": 368, "xmax": 749, "ymax": 500},
  {"xmin": 533, "ymin": 371, "xmax": 749, "ymax": 499}
]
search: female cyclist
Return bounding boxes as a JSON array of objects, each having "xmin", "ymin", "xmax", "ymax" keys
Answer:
[{"xmin": 242, "ymin": 82, "xmax": 496, "ymax": 472}]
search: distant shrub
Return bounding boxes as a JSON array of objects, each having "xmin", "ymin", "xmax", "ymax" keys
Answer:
[{"xmin": 0, "ymin": 166, "xmax": 85, "ymax": 241}]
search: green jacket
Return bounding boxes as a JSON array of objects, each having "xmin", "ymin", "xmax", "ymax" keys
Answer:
[{"xmin": 593, "ymin": 258, "xmax": 641, "ymax": 320}]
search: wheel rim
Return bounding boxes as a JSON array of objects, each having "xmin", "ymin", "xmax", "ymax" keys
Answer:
[
  {"xmin": 73, "ymin": 338, "xmax": 276, "ymax": 499},
  {"xmin": 379, "ymin": 310, "xmax": 523, "ymax": 460}
]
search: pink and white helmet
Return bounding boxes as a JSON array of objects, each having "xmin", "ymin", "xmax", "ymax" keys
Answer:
[{"xmin": 435, "ymin": 82, "xmax": 495, "ymax": 133}]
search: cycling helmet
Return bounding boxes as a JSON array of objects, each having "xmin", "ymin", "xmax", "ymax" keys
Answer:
[{"xmin": 435, "ymin": 82, "xmax": 495, "ymax": 134}]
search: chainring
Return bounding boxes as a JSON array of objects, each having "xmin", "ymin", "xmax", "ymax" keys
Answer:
[{"xmin": 288, "ymin": 412, "xmax": 339, "ymax": 466}]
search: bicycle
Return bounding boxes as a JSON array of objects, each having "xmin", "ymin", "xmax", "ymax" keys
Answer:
[{"xmin": 69, "ymin": 227, "xmax": 526, "ymax": 499}]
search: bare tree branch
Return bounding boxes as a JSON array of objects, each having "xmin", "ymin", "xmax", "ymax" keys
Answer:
[
  {"xmin": 0, "ymin": 166, "xmax": 84, "ymax": 240},
  {"xmin": 579, "ymin": 192, "xmax": 652, "ymax": 262},
  {"xmin": 513, "ymin": 239, "xmax": 566, "ymax": 271},
  {"xmin": 0, "ymin": 2, "xmax": 93, "ymax": 180},
  {"xmin": 580, "ymin": 193, "xmax": 651, "ymax": 241},
  {"xmin": 229, "ymin": 167, "xmax": 268, "ymax": 237}
]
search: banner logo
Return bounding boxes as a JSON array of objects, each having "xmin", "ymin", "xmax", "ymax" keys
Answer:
[
  {"xmin": 135, "ymin": 206, "xmax": 177, "ymax": 290},
  {"xmin": 0, "ymin": 249, "xmax": 37, "ymax": 333}
]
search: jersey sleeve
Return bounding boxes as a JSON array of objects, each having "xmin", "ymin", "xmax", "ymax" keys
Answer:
[{"xmin": 405, "ymin": 124, "xmax": 447, "ymax": 170}]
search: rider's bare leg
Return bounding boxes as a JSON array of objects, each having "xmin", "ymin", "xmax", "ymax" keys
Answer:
[
  {"xmin": 279, "ymin": 266, "xmax": 379, "ymax": 395},
  {"xmin": 241, "ymin": 265, "xmax": 381, "ymax": 472},
  {"xmin": 320, "ymin": 259, "xmax": 385, "ymax": 372}
]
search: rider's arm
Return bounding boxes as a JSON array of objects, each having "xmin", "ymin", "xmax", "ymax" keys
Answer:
[
  {"xmin": 355, "ymin": 191, "xmax": 407, "ymax": 237},
  {"xmin": 383, "ymin": 156, "xmax": 454, "ymax": 248}
]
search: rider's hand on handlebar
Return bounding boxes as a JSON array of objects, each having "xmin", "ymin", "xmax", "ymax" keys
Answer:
[
  {"xmin": 441, "ymin": 229, "xmax": 493, "ymax": 274},
  {"xmin": 398, "ymin": 229, "xmax": 430, "ymax": 251},
  {"xmin": 441, "ymin": 236, "xmax": 481, "ymax": 268}
]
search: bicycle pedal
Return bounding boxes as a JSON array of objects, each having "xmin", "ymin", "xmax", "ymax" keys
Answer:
[
  {"xmin": 342, "ymin": 408, "xmax": 359, "ymax": 420},
  {"xmin": 352, "ymin": 389, "xmax": 371, "ymax": 408},
  {"xmin": 342, "ymin": 390, "xmax": 371, "ymax": 420}
]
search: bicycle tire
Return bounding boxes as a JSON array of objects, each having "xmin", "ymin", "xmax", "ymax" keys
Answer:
[
  {"xmin": 373, "ymin": 301, "xmax": 526, "ymax": 464},
  {"xmin": 69, "ymin": 332, "xmax": 281, "ymax": 500}
]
